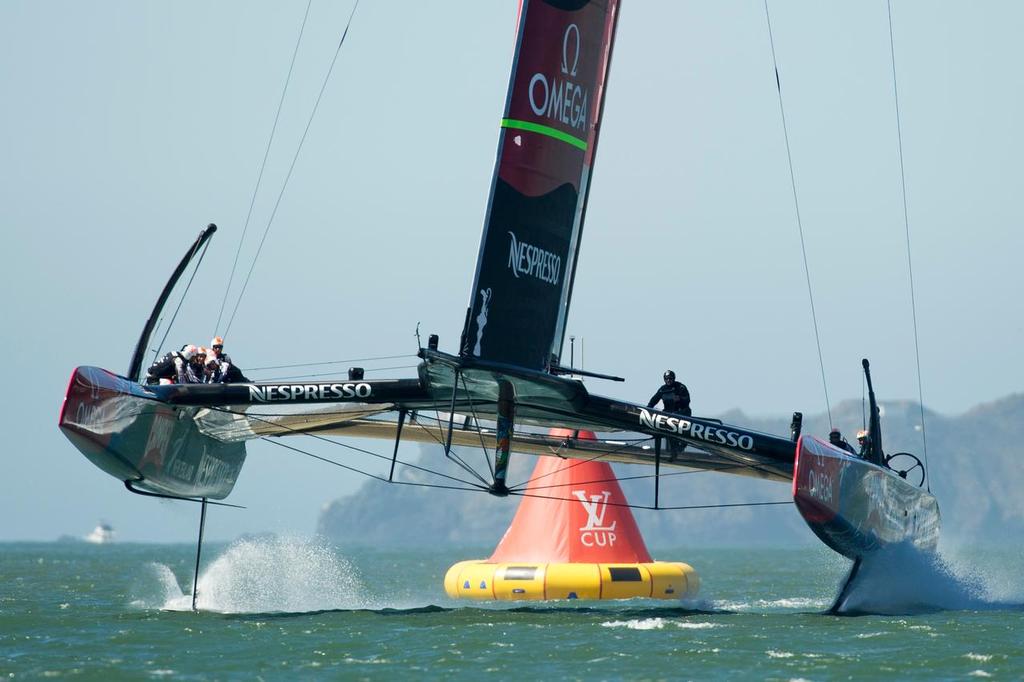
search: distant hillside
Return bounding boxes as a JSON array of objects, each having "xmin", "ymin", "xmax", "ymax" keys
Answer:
[{"xmin": 317, "ymin": 394, "xmax": 1024, "ymax": 549}]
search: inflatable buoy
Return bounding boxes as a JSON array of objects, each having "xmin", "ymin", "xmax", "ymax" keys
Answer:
[
  {"xmin": 445, "ymin": 429, "xmax": 700, "ymax": 601},
  {"xmin": 445, "ymin": 560, "xmax": 699, "ymax": 600}
]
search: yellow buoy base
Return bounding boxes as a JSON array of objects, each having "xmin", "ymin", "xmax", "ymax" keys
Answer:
[{"xmin": 444, "ymin": 560, "xmax": 699, "ymax": 601}]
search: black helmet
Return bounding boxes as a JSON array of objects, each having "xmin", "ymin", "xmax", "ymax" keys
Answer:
[{"xmin": 663, "ymin": 370, "xmax": 675, "ymax": 382}]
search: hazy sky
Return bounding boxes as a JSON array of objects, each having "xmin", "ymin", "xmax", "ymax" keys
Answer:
[{"xmin": 2, "ymin": 1, "xmax": 1021, "ymax": 541}]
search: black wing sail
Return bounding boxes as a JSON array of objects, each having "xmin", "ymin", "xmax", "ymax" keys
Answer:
[{"xmin": 461, "ymin": 0, "xmax": 620, "ymax": 370}]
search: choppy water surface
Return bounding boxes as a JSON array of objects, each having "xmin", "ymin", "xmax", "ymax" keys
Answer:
[{"xmin": 1, "ymin": 539, "xmax": 1021, "ymax": 678}]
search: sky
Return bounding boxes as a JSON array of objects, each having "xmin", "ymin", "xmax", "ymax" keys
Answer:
[{"xmin": 2, "ymin": 1, "xmax": 1021, "ymax": 542}]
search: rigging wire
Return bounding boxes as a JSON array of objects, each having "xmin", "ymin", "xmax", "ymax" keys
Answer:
[
  {"xmin": 515, "ymin": 449, "xmax": 782, "ymax": 494},
  {"xmin": 763, "ymin": 0, "xmax": 833, "ymax": 428},
  {"xmin": 265, "ymin": 436, "xmax": 390, "ymax": 482},
  {"xmin": 427, "ymin": 401, "xmax": 494, "ymax": 488},
  {"xmin": 259, "ymin": 415, "xmax": 791, "ymax": 510},
  {"xmin": 209, "ymin": 403, "xmax": 490, "ymax": 490},
  {"xmin": 508, "ymin": 489, "xmax": 792, "ymax": 513},
  {"xmin": 389, "ymin": 375, "xmax": 499, "ymax": 487},
  {"xmin": 507, "ymin": 428, "xmax": 782, "ymax": 493},
  {"xmin": 172, "ymin": 397, "xmax": 484, "ymax": 489},
  {"xmin": 223, "ymin": 0, "xmax": 362, "ymax": 338},
  {"xmin": 302, "ymin": 400, "xmax": 500, "ymax": 488},
  {"xmin": 246, "ymin": 353, "xmax": 414, "ymax": 372},
  {"xmin": 644, "ymin": 500, "xmax": 792, "ymax": 512},
  {"xmin": 508, "ymin": 437, "xmax": 652, "ymax": 490},
  {"xmin": 510, "ymin": 416, "xmax": 785, "ymax": 489},
  {"xmin": 511, "ymin": 463, "xmax": 769, "ymax": 494},
  {"xmin": 214, "ymin": 0, "xmax": 314, "ymax": 338},
  {"xmin": 271, "ymin": 423, "xmax": 487, "ymax": 490},
  {"xmin": 408, "ymin": 416, "xmax": 491, "ymax": 483},
  {"xmin": 147, "ymin": 317, "xmax": 165, "ymax": 354},
  {"xmin": 257, "ymin": 364, "xmax": 419, "ymax": 382},
  {"xmin": 150, "ymin": 238, "xmax": 214, "ymax": 368},
  {"xmin": 263, "ymin": 438, "xmax": 485, "ymax": 493},
  {"xmin": 397, "ymin": 412, "xmax": 727, "ymax": 492},
  {"xmin": 886, "ymin": 0, "xmax": 930, "ymax": 490},
  {"xmin": 262, "ymin": 429, "xmax": 790, "ymax": 511},
  {"xmin": 459, "ymin": 372, "xmax": 496, "ymax": 479}
]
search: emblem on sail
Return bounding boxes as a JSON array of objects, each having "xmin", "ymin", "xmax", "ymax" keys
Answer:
[
  {"xmin": 473, "ymin": 288, "xmax": 492, "ymax": 356},
  {"xmin": 527, "ymin": 23, "xmax": 589, "ymax": 132},
  {"xmin": 507, "ymin": 231, "xmax": 561, "ymax": 285}
]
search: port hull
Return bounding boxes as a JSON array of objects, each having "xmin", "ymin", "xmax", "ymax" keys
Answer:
[{"xmin": 59, "ymin": 366, "xmax": 246, "ymax": 499}]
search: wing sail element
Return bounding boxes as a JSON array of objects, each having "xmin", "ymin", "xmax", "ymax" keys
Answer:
[{"xmin": 461, "ymin": 0, "xmax": 621, "ymax": 370}]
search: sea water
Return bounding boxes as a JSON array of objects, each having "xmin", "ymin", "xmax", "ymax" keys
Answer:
[{"xmin": 1, "ymin": 539, "xmax": 1021, "ymax": 678}]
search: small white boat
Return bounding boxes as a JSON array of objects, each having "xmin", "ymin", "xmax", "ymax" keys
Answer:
[{"xmin": 84, "ymin": 523, "xmax": 115, "ymax": 544}]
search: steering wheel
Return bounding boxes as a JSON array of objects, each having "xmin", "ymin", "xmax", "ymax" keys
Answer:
[{"xmin": 884, "ymin": 452, "xmax": 926, "ymax": 488}]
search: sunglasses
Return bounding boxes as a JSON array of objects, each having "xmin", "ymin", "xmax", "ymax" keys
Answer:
[{"xmin": 213, "ymin": 345, "xmax": 223, "ymax": 350}]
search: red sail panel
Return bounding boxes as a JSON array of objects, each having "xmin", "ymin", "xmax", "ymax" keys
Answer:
[{"xmin": 462, "ymin": 0, "xmax": 621, "ymax": 370}]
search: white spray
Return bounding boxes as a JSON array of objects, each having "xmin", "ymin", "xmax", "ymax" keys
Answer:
[{"xmin": 135, "ymin": 536, "xmax": 368, "ymax": 614}]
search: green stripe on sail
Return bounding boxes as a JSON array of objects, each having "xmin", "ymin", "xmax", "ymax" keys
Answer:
[{"xmin": 501, "ymin": 118, "xmax": 588, "ymax": 151}]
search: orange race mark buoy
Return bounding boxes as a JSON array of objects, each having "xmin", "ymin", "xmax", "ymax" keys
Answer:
[{"xmin": 444, "ymin": 429, "xmax": 699, "ymax": 600}]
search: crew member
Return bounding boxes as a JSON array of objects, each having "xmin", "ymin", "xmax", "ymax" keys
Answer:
[
  {"xmin": 828, "ymin": 427, "xmax": 856, "ymax": 455},
  {"xmin": 203, "ymin": 353, "xmax": 220, "ymax": 384},
  {"xmin": 207, "ymin": 336, "xmax": 248, "ymax": 383},
  {"xmin": 648, "ymin": 370, "xmax": 691, "ymax": 461},
  {"xmin": 856, "ymin": 430, "xmax": 870, "ymax": 458},
  {"xmin": 648, "ymin": 370, "xmax": 691, "ymax": 416},
  {"xmin": 182, "ymin": 346, "xmax": 208, "ymax": 384},
  {"xmin": 145, "ymin": 345, "xmax": 198, "ymax": 385}
]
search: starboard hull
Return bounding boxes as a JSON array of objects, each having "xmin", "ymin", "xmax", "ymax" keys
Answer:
[
  {"xmin": 793, "ymin": 435, "xmax": 939, "ymax": 559},
  {"xmin": 59, "ymin": 366, "xmax": 247, "ymax": 500}
]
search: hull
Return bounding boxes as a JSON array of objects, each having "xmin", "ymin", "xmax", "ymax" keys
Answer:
[
  {"xmin": 59, "ymin": 366, "xmax": 246, "ymax": 500},
  {"xmin": 793, "ymin": 435, "xmax": 939, "ymax": 558}
]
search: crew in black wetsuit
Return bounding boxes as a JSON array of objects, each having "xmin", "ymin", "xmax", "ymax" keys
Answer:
[
  {"xmin": 145, "ymin": 345, "xmax": 200, "ymax": 385},
  {"xmin": 207, "ymin": 336, "xmax": 248, "ymax": 383},
  {"xmin": 648, "ymin": 370, "xmax": 691, "ymax": 416},
  {"xmin": 648, "ymin": 370, "xmax": 691, "ymax": 460},
  {"xmin": 828, "ymin": 427, "xmax": 857, "ymax": 455}
]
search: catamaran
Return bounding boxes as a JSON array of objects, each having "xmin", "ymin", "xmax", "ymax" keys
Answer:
[{"xmin": 58, "ymin": 0, "xmax": 938, "ymax": 609}]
